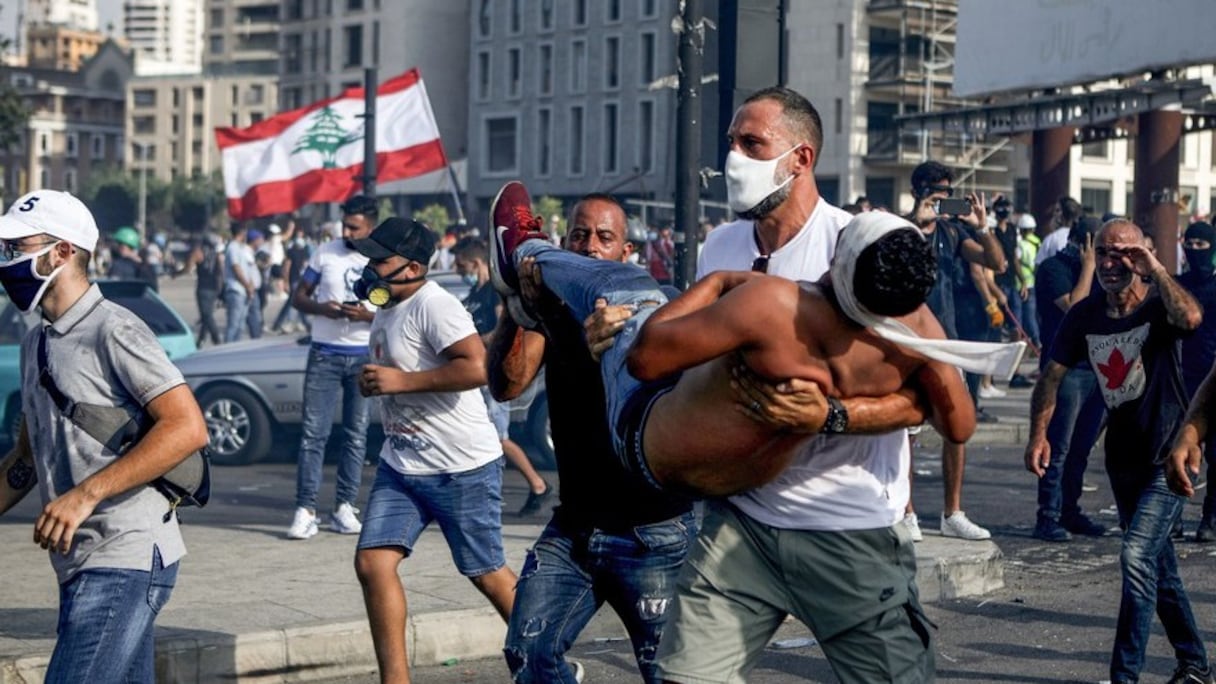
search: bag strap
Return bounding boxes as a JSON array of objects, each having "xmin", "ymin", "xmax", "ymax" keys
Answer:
[{"xmin": 37, "ymin": 329, "xmax": 75, "ymax": 416}]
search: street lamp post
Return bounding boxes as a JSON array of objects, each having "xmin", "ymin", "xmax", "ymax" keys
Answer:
[{"xmin": 134, "ymin": 141, "xmax": 147, "ymax": 242}]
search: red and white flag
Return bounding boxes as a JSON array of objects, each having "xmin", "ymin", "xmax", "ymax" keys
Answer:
[{"xmin": 216, "ymin": 69, "xmax": 448, "ymax": 219}]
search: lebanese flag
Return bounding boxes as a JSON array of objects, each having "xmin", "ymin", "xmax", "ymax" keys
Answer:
[{"xmin": 216, "ymin": 69, "xmax": 448, "ymax": 219}]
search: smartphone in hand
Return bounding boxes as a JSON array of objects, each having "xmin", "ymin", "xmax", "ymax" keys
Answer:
[{"xmin": 934, "ymin": 197, "xmax": 973, "ymax": 217}]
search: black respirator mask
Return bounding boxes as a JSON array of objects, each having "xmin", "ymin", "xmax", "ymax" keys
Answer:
[{"xmin": 353, "ymin": 263, "xmax": 423, "ymax": 307}]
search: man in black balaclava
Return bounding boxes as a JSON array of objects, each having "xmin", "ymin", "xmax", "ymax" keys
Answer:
[{"xmin": 1178, "ymin": 221, "xmax": 1216, "ymax": 540}]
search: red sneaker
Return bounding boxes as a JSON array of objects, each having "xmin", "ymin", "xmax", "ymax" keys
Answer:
[{"xmin": 489, "ymin": 181, "xmax": 548, "ymax": 296}]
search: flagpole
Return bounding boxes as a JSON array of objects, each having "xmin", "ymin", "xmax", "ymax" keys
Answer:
[
  {"xmin": 446, "ymin": 164, "xmax": 467, "ymax": 225},
  {"xmin": 362, "ymin": 66, "xmax": 377, "ymax": 198}
]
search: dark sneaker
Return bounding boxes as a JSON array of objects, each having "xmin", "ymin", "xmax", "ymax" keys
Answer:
[
  {"xmin": 1008, "ymin": 374, "xmax": 1034, "ymax": 388},
  {"xmin": 1168, "ymin": 663, "xmax": 1216, "ymax": 684},
  {"xmin": 1061, "ymin": 515, "xmax": 1107, "ymax": 537},
  {"xmin": 976, "ymin": 408, "xmax": 999, "ymax": 424},
  {"xmin": 1032, "ymin": 519, "xmax": 1072, "ymax": 542},
  {"xmin": 1195, "ymin": 518, "xmax": 1215, "ymax": 543},
  {"xmin": 519, "ymin": 480, "xmax": 553, "ymax": 516},
  {"xmin": 489, "ymin": 181, "xmax": 548, "ymax": 297}
]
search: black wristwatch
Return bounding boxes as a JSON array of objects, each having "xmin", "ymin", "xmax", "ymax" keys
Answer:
[{"xmin": 820, "ymin": 396, "xmax": 849, "ymax": 434}]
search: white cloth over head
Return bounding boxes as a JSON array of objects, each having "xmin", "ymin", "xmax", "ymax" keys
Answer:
[{"xmin": 830, "ymin": 211, "xmax": 1027, "ymax": 380}]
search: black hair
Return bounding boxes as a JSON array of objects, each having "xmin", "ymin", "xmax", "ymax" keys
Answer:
[
  {"xmin": 910, "ymin": 161, "xmax": 954, "ymax": 197},
  {"xmin": 1057, "ymin": 196, "xmax": 1083, "ymax": 227},
  {"xmin": 452, "ymin": 236, "xmax": 488, "ymax": 262},
  {"xmin": 743, "ymin": 87, "xmax": 824, "ymax": 165},
  {"xmin": 853, "ymin": 229, "xmax": 937, "ymax": 317},
  {"xmin": 1067, "ymin": 216, "xmax": 1103, "ymax": 245},
  {"xmin": 340, "ymin": 194, "xmax": 379, "ymax": 218}
]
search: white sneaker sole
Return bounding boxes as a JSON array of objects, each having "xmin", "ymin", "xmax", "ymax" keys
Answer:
[{"xmin": 287, "ymin": 525, "xmax": 318, "ymax": 540}]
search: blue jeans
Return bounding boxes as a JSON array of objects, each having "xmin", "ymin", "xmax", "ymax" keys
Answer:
[
  {"xmin": 295, "ymin": 347, "xmax": 372, "ymax": 511},
  {"xmin": 223, "ymin": 288, "xmax": 250, "ymax": 343},
  {"xmin": 1020, "ymin": 288, "xmax": 1041, "ymax": 347},
  {"xmin": 504, "ymin": 512, "xmax": 697, "ymax": 683},
  {"xmin": 1038, "ymin": 367, "xmax": 1106, "ymax": 524},
  {"xmin": 46, "ymin": 548, "xmax": 178, "ymax": 684},
  {"xmin": 246, "ymin": 296, "xmax": 264, "ymax": 340},
  {"xmin": 1108, "ymin": 465, "xmax": 1208, "ymax": 682},
  {"xmin": 516, "ymin": 241, "xmax": 668, "ymax": 458}
]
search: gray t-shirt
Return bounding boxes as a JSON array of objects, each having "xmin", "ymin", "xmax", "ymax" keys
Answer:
[{"xmin": 20, "ymin": 284, "xmax": 187, "ymax": 583}]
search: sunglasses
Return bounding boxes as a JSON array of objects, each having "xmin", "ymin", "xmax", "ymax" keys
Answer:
[
  {"xmin": 0, "ymin": 239, "xmax": 59, "ymax": 262},
  {"xmin": 751, "ymin": 255, "xmax": 770, "ymax": 273},
  {"xmin": 921, "ymin": 185, "xmax": 954, "ymax": 198}
]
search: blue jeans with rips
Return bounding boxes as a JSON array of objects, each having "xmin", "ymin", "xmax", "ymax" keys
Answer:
[
  {"xmin": 1038, "ymin": 367, "xmax": 1106, "ymax": 525},
  {"xmin": 1108, "ymin": 465, "xmax": 1209, "ymax": 682},
  {"xmin": 515, "ymin": 241, "xmax": 668, "ymax": 457},
  {"xmin": 45, "ymin": 548, "xmax": 178, "ymax": 684},
  {"xmin": 295, "ymin": 347, "xmax": 372, "ymax": 511},
  {"xmin": 504, "ymin": 512, "xmax": 697, "ymax": 683},
  {"xmin": 223, "ymin": 288, "xmax": 250, "ymax": 343}
]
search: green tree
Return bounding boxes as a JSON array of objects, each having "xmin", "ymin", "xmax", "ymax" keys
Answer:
[
  {"xmin": 80, "ymin": 166, "xmax": 170, "ymax": 233},
  {"xmin": 377, "ymin": 197, "xmax": 396, "ymax": 222},
  {"xmin": 534, "ymin": 196, "xmax": 565, "ymax": 237},
  {"xmin": 412, "ymin": 203, "xmax": 451, "ymax": 234},
  {"xmin": 169, "ymin": 172, "xmax": 225, "ymax": 234}
]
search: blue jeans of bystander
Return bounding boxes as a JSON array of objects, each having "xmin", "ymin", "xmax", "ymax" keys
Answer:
[
  {"xmin": 295, "ymin": 347, "xmax": 372, "ymax": 511},
  {"xmin": 1038, "ymin": 367, "xmax": 1106, "ymax": 525},
  {"xmin": 223, "ymin": 288, "xmax": 249, "ymax": 343}
]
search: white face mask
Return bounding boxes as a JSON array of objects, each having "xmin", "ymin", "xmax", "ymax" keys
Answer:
[{"xmin": 724, "ymin": 145, "xmax": 799, "ymax": 215}]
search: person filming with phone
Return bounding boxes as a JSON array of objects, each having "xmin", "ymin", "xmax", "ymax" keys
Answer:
[{"xmin": 900, "ymin": 160, "xmax": 1008, "ymax": 541}]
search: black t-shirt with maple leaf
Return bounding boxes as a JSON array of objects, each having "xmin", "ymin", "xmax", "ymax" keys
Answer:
[{"xmin": 1049, "ymin": 294, "xmax": 1190, "ymax": 467}]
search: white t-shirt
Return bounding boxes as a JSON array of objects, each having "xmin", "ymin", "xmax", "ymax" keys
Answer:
[
  {"xmin": 1035, "ymin": 227, "xmax": 1069, "ymax": 265},
  {"xmin": 369, "ymin": 280, "xmax": 501, "ymax": 475},
  {"xmin": 304, "ymin": 240, "xmax": 373, "ymax": 348},
  {"xmin": 696, "ymin": 198, "xmax": 910, "ymax": 531}
]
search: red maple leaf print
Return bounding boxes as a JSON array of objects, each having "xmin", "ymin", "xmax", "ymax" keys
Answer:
[{"xmin": 1097, "ymin": 348, "xmax": 1133, "ymax": 390}]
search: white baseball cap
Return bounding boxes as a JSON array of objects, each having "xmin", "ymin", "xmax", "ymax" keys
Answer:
[
  {"xmin": 0, "ymin": 190, "xmax": 99, "ymax": 251},
  {"xmin": 268, "ymin": 223, "xmax": 282, "ymax": 234}
]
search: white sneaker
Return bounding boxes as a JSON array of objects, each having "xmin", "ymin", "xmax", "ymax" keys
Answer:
[
  {"xmin": 902, "ymin": 513, "xmax": 923, "ymax": 542},
  {"xmin": 287, "ymin": 507, "xmax": 318, "ymax": 540},
  {"xmin": 570, "ymin": 660, "xmax": 585, "ymax": 683},
  {"xmin": 978, "ymin": 384, "xmax": 1007, "ymax": 399},
  {"xmin": 941, "ymin": 511, "xmax": 991, "ymax": 540},
  {"xmin": 331, "ymin": 502, "xmax": 363, "ymax": 535}
]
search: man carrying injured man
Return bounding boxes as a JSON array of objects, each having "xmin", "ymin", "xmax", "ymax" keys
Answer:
[{"xmin": 488, "ymin": 181, "xmax": 1025, "ymax": 496}]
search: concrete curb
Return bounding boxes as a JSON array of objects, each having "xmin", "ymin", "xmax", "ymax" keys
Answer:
[{"xmin": 914, "ymin": 421, "xmax": 1030, "ymax": 449}]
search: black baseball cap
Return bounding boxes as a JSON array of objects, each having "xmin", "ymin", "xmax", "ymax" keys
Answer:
[{"xmin": 353, "ymin": 217, "xmax": 437, "ymax": 264}]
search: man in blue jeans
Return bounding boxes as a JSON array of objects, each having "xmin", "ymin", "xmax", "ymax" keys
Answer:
[
  {"xmin": 1026, "ymin": 219, "xmax": 1212, "ymax": 684},
  {"xmin": 0, "ymin": 190, "xmax": 208, "ymax": 682},
  {"xmin": 488, "ymin": 193, "xmax": 695, "ymax": 683},
  {"xmin": 285, "ymin": 195, "xmax": 378, "ymax": 539},
  {"xmin": 223, "ymin": 224, "xmax": 257, "ymax": 343}
]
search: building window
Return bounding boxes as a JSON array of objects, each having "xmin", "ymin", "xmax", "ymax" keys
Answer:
[
  {"xmin": 39, "ymin": 132, "xmax": 48, "ymax": 154},
  {"xmin": 133, "ymin": 116, "xmax": 155, "ymax": 134},
  {"xmin": 132, "ymin": 89, "xmax": 156, "ymax": 107},
  {"xmin": 607, "ymin": 0, "xmax": 621, "ymax": 22},
  {"xmin": 1080, "ymin": 179, "xmax": 1113, "ymax": 216},
  {"xmin": 539, "ymin": 44, "xmax": 553, "ymax": 95},
  {"xmin": 836, "ymin": 23, "xmax": 844, "ymax": 60},
  {"xmin": 571, "ymin": 40, "xmax": 587, "ymax": 92},
  {"xmin": 510, "ymin": 0, "xmax": 522, "ymax": 34},
  {"xmin": 39, "ymin": 167, "xmax": 49, "ymax": 190},
  {"xmin": 210, "ymin": 8, "xmax": 223, "ymax": 27},
  {"xmin": 570, "ymin": 106, "xmax": 584, "ymax": 175},
  {"xmin": 347, "ymin": 0, "xmax": 363, "ymax": 9},
  {"xmin": 91, "ymin": 133, "xmax": 103, "ymax": 158},
  {"xmin": 640, "ymin": 32, "xmax": 656, "ymax": 85},
  {"xmin": 249, "ymin": 84, "xmax": 265, "ymax": 105},
  {"xmin": 508, "ymin": 48, "xmax": 522, "ymax": 98},
  {"xmin": 486, "ymin": 117, "xmax": 518, "ymax": 174},
  {"xmin": 538, "ymin": 107, "xmax": 551, "ymax": 176},
  {"xmin": 540, "ymin": 0, "xmax": 554, "ymax": 30},
  {"xmin": 477, "ymin": 51, "xmax": 491, "ymax": 100},
  {"xmin": 574, "ymin": 0, "xmax": 587, "ymax": 26},
  {"xmin": 642, "ymin": 0, "xmax": 658, "ymax": 18},
  {"xmin": 639, "ymin": 100, "xmax": 654, "ymax": 172},
  {"xmin": 343, "ymin": 25, "xmax": 363, "ymax": 67},
  {"xmin": 478, "ymin": 0, "xmax": 491, "ymax": 37},
  {"xmin": 605, "ymin": 36, "xmax": 620, "ymax": 89},
  {"xmin": 834, "ymin": 98, "xmax": 842, "ymax": 135},
  {"xmin": 209, "ymin": 35, "xmax": 223, "ymax": 54},
  {"xmin": 603, "ymin": 103, "xmax": 618, "ymax": 174},
  {"xmin": 65, "ymin": 132, "xmax": 77, "ymax": 158},
  {"xmin": 866, "ymin": 177, "xmax": 895, "ymax": 210},
  {"xmin": 819, "ymin": 177, "xmax": 839, "ymax": 206},
  {"xmin": 1081, "ymin": 139, "xmax": 1110, "ymax": 160}
]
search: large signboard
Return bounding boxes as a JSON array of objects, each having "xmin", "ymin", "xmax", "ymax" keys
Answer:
[{"xmin": 954, "ymin": 0, "xmax": 1216, "ymax": 97}]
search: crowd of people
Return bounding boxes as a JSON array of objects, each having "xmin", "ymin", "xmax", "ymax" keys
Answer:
[{"xmin": 3, "ymin": 84, "xmax": 1216, "ymax": 684}]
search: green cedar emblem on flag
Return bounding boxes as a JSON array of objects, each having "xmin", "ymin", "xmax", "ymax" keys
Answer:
[{"xmin": 290, "ymin": 106, "xmax": 364, "ymax": 169}]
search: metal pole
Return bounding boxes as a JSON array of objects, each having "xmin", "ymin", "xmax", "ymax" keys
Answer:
[
  {"xmin": 445, "ymin": 164, "xmax": 467, "ymax": 224},
  {"xmin": 137, "ymin": 142, "xmax": 147, "ymax": 241},
  {"xmin": 675, "ymin": 0, "xmax": 703, "ymax": 290},
  {"xmin": 362, "ymin": 66, "xmax": 377, "ymax": 198}
]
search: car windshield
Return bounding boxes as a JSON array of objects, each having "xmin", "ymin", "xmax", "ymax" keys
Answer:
[{"xmin": 97, "ymin": 281, "xmax": 188, "ymax": 336}]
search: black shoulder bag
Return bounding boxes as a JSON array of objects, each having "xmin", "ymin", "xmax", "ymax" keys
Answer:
[{"xmin": 36, "ymin": 331, "xmax": 211, "ymax": 518}]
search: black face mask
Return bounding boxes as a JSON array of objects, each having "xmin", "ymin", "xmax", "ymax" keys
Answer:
[
  {"xmin": 1185, "ymin": 248, "xmax": 1215, "ymax": 276},
  {"xmin": 353, "ymin": 264, "xmax": 423, "ymax": 306},
  {"xmin": 994, "ymin": 208, "xmax": 1011, "ymax": 220}
]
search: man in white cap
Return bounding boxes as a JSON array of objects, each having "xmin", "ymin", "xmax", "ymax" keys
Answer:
[{"xmin": 0, "ymin": 190, "xmax": 208, "ymax": 681}]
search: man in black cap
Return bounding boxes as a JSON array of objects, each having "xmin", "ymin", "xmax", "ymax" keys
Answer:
[
  {"xmin": 1177, "ymin": 221, "xmax": 1216, "ymax": 540},
  {"xmin": 349, "ymin": 217, "xmax": 518, "ymax": 683}
]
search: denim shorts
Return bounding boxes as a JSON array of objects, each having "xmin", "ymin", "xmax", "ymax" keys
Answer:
[
  {"xmin": 480, "ymin": 387, "xmax": 511, "ymax": 440},
  {"xmin": 357, "ymin": 459, "xmax": 506, "ymax": 577}
]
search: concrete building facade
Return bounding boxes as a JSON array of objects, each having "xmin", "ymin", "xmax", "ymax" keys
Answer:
[
  {"xmin": 26, "ymin": 0, "xmax": 99, "ymax": 31},
  {"xmin": 0, "ymin": 40, "xmax": 131, "ymax": 200},
  {"xmin": 202, "ymin": 0, "xmax": 277, "ymax": 76},
  {"xmin": 123, "ymin": 0, "xmax": 204, "ymax": 75},
  {"xmin": 25, "ymin": 23, "xmax": 106, "ymax": 70}
]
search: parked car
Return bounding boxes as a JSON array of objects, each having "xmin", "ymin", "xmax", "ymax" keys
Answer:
[
  {"xmin": 174, "ymin": 272, "xmax": 554, "ymax": 467},
  {"xmin": 0, "ymin": 280, "xmax": 197, "ymax": 448}
]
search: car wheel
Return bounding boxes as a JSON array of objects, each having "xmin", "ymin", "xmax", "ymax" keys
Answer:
[
  {"xmin": 196, "ymin": 384, "xmax": 272, "ymax": 465},
  {"xmin": 525, "ymin": 392, "xmax": 556, "ymax": 471}
]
